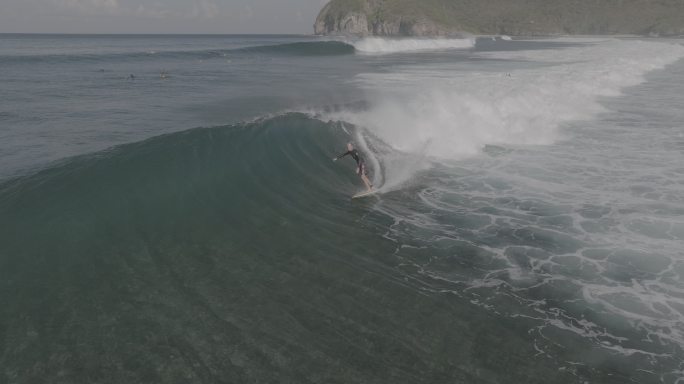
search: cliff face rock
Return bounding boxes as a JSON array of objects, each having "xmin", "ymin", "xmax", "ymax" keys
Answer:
[
  {"xmin": 314, "ymin": 15, "xmax": 454, "ymax": 37},
  {"xmin": 315, "ymin": 12, "xmax": 370, "ymax": 35},
  {"xmin": 314, "ymin": 0, "xmax": 456, "ymax": 36},
  {"xmin": 314, "ymin": 0, "xmax": 684, "ymax": 37}
]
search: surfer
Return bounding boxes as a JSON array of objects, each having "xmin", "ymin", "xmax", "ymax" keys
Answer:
[{"xmin": 333, "ymin": 142, "xmax": 373, "ymax": 191}]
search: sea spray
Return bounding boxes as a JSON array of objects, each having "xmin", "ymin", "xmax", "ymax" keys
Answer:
[
  {"xmin": 350, "ymin": 37, "xmax": 476, "ymax": 54},
  {"xmin": 323, "ymin": 38, "xmax": 684, "ymax": 190}
]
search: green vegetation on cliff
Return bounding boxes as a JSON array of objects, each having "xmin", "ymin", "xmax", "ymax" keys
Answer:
[
  {"xmin": 324, "ymin": 0, "xmax": 366, "ymax": 14},
  {"xmin": 315, "ymin": 0, "xmax": 684, "ymax": 36}
]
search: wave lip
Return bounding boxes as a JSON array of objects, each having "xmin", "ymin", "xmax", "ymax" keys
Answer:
[{"xmin": 351, "ymin": 37, "xmax": 475, "ymax": 54}]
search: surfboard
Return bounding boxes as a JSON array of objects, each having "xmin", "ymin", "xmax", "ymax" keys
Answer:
[{"xmin": 352, "ymin": 189, "xmax": 378, "ymax": 199}]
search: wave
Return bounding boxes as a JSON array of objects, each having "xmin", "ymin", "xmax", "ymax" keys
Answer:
[
  {"xmin": 0, "ymin": 114, "xmax": 359, "ymax": 218},
  {"xmin": 3, "ymin": 37, "xmax": 684, "ymax": 382},
  {"xmin": 2, "ymin": 47, "xmax": 683, "ymax": 379},
  {"xmin": 0, "ymin": 113, "xmax": 388, "ymax": 267},
  {"xmin": 2, "ymin": 112, "xmax": 681, "ymax": 383},
  {"xmin": 0, "ymin": 113, "xmax": 476, "ymax": 382},
  {"xmin": 0, "ymin": 114, "xmax": 383, "ymax": 308},
  {"xmin": 0, "ymin": 41, "xmax": 357, "ymax": 65},
  {"xmin": 0, "ymin": 50, "xmax": 218, "ymax": 66},
  {"xmin": 351, "ymin": 37, "xmax": 475, "ymax": 54},
  {"xmin": 0, "ymin": 49, "xmax": 206, "ymax": 65},
  {"xmin": 248, "ymin": 38, "xmax": 476, "ymax": 56},
  {"xmin": 324, "ymin": 38, "xmax": 684, "ymax": 163},
  {"xmin": 0, "ymin": 38, "xmax": 480, "ymax": 65},
  {"xmin": 237, "ymin": 40, "xmax": 355, "ymax": 56}
]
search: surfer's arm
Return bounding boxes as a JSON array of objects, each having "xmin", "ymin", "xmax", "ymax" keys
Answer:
[{"xmin": 333, "ymin": 151, "xmax": 351, "ymax": 161}]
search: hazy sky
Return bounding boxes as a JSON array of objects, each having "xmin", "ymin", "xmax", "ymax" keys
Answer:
[{"xmin": 0, "ymin": 0, "xmax": 331, "ymax": 34}]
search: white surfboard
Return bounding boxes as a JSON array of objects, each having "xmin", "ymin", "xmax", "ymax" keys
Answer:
[{"xmin": 352, "ymin": 189, "xmax": 378, "ymax": 199}]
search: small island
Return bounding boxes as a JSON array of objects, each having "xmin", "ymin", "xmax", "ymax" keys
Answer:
[{"xmin": 314, "ymin": 0, "xmax": 684, "ymax": 37}]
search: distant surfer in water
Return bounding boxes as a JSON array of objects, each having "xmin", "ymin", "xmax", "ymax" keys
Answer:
[{"xmin": 333, "ymin": 142, "xmax": 373, "ymax": 191}]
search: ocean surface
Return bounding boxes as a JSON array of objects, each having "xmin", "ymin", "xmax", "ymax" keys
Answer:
[{"xmin": 1, "ymin": 34, "xmax": 683, "ymax": 383}]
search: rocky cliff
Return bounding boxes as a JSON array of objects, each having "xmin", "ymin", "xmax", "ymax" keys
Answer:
[{"xmin": 314, "ymin": 0, "xmax": 684, "ymax": 37}]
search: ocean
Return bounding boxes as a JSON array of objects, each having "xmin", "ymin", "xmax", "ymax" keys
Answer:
[{"xmin": 1, "ymin": 34, "xmax": 683, "ymax": 383}]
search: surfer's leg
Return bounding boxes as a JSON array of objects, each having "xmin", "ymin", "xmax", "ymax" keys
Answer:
[
  {"xmin": 360, "ymin": 163, "xmax": 372, "ymax": 190},
  {"xmin": 361, "ymin": 174, "xmax": 372, "ymax": 190}
]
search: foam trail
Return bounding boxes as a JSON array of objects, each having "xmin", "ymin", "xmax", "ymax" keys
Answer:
[
  {"xmin": 328, "ymin": 39, "xmax": 684, "ymax": 189},
  {"xmin": 351, "ymin": 37, "xmax": 475, "ymax": 54}
]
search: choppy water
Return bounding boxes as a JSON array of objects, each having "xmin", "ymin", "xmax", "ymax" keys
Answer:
[{"xmin": 1, "ymin": 34, "xmax": 683, "ymax": 383}]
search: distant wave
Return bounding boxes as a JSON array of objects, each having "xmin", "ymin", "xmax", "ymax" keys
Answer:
[
  {"xmin": 237, "ymin": 41, "xmax": 355, "ymax": 56},
  {"xmin": 0, "ymin": 41, "xmax": 357, "ymax": 65},
  {"xmin": 351, "ymin": 37, "xmax": 476, "ymax": 54},
  {"xmin": 0, "ymin": 50, "xmax": 213, "ymax": 65},
  {"xmin": 0, "ymin": 39, "xmax": 479, "ymax": 65}
]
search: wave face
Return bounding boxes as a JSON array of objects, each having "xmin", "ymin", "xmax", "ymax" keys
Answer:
[
  {"xmin": 0, "ymin": 115, "xmax": 400, "ymax": 382},
  {"xmin": 0, "ymin": 113, "xmax": 584, "ymax": 383},
  {"xmin": 239, "ymin": 40, "xmax": 356, "ymax": 55}
]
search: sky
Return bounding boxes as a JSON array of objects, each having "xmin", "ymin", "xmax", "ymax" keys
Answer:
[{"xmin": 0, "ymin": 0, "xmax": 331, "ymax": 34}]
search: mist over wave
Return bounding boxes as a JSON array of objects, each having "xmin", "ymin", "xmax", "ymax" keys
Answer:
[
  {"xmin": 351, "ymin": 37, "xmax": 476, "ymax": 54},
  {"xmin": 321, "ymin": 38, "xmax": 684, "ymax": 191}
]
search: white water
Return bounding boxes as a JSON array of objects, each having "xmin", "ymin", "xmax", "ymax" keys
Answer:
[
  {"xmin": 351, "ymin": 37, "xmax": 475, "ymax": 54},
  {"xmin": 329, "ymin": 38, "xmax": 684, "ymax": 191},
  {"xmin": 356, "ymin": 38, "xmax": 684, "ymax": 159},
  {"xmin": 335, "ymin": 37, "xmax": 684, "ymax": 379}
]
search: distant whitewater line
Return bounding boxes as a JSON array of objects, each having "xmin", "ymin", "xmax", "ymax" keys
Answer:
[
  {"xmin": 350, "ymin": 37, "xmax": 476, "ymax": 54},
  {"xmin": 245, "ymin": 38, "xmax": 476, "ymax": 55}
]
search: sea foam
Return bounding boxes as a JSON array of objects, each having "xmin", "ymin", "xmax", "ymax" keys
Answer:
[
  {"xmin": 323, "ymin": 38, "xmax": 684, "ymax": 191},
  {"xmin": 342, "ymin": 38, "xmax": 684, "ymax": 157},
  {"xmin": 351, "ymin": 37, "xmax": 475, "ymax": 54}
]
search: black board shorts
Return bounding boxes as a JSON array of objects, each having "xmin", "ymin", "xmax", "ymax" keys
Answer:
[{"xmin": 358, "ymin": 162, "xmax": 367, "ymax": 176}]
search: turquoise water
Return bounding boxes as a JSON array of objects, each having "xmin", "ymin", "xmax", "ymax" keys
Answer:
[{"xmin": 1, "ymin": 35, "xmax": 683, "ymax": 383}]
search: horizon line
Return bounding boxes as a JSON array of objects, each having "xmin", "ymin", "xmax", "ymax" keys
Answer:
[{"xmin": 0, "ymin": 32, "xmax": 315, "ymax": 36}]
